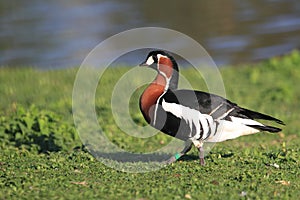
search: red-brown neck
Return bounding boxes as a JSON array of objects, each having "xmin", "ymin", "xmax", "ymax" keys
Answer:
[
  {"xmin": 157, "ymin": 55, "xmax": 178, "ymax": 90},
  {"xmin": 139, "ymin": 54, "xmax": 179, "ymax": 123},
  {"xmin": 157, "ymin": 57, "xmax": 173, "ymax": 79},
  {"xmin": 139, "ymin": 73, "xmax": 166, "ymax": 123}
]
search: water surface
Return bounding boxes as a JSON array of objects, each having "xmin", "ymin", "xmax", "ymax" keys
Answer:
[{"xmin": 1, "ymin": 0, "xmax": 300, "ymax": 68}]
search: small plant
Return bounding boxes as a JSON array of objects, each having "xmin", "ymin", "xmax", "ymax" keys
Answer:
[{"xmin": 0, "ymin": 105, "xmax": 81, "ymax": 153}]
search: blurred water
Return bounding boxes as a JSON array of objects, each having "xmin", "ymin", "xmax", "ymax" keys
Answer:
[{"xmin": 1, "ymin": 0, "xmax": 300, "ymax": 68}]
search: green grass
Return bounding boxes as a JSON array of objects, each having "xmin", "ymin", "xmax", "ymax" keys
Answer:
[{"xmin": 0, "ymin": 50, "xmax": 300, "ymax": 199}]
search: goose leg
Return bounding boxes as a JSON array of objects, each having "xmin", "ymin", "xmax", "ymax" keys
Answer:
[
  {"xmin": 165, "ymin": 140, "xmax": 192, "ymax": 164},
  {"xmin": 192, "ymin": 140, "xmax": 205, "ymax": 165},
  {"xmin": 198, "ymin": 146, "xmax": 205, "ymax": 166}
]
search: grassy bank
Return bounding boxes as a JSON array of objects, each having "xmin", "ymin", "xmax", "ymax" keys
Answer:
[{"xmin": 0, "ymin": 51, "xmax": 299, "ymax": 199}]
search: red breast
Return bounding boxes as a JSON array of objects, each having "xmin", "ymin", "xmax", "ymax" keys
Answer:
[{"xmin": 139, "ymin": 82, "xmax": 165, "ymax": 123}]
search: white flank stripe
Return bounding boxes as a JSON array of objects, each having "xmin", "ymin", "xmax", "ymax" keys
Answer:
[
  {"xmin": 205, "ymin": 116, "xmax": 216, "ymax": 138},
  {"xmin": 161, "ymin": 99, "xmax": 213, "ymax": 139},
  {"xmin": 206, "ymin": 119, "xmax": 260, "ymax": 142},
  {"xmin": 230, "ymin": 116, "xmax": 264, "ymax": 126}
]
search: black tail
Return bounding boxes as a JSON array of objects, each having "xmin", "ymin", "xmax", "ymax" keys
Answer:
[
  {"xmin": 247, "ymin": 125, "xmax": 282, "ymax": 133},
  {"xmin": 239, "ymin": 108, "xmax": 285, "ymax": 125},
  {"xmin": 237, "ymin": 108, "xmax": 284, "ymax": 133}
]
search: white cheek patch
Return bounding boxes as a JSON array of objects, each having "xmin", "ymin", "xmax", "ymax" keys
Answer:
[
  {"xmin": 146, "ymin": 56, "xmax": 155, "ymax": 65},
  {"xmin": 157, "ymin": 54, "xmax": 168, "ymax": 61}
]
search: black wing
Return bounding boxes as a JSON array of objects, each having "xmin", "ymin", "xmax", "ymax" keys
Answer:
[{"xmin": 162, "ymin": 89, "xmax": 284, "ymax": 132}]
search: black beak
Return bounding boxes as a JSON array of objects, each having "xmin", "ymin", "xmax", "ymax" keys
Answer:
[{"xmin": 139, "ymin": 61, "xmax": 149, "ymax": 67}]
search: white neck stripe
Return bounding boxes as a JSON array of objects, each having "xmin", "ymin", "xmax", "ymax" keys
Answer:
[
  {"xmin": 152, "ymin": 54, "xmax": 172, "ymax": 126},
  {"xmin": 152, "ymin": 71, "xmax": 170, "ymax": 126},
  {"xmin": 158, "ymin": 71, "xmax": 170, "ymax": 91}
]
